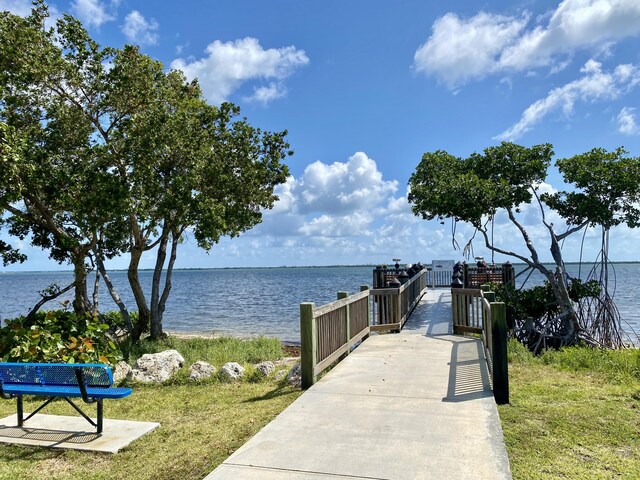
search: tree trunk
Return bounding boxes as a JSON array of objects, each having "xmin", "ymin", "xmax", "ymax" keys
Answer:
[
  {"xmin": 544, "ymin": 267, "xmax": 578, "ymax": 341},
  {"xmin": 547, "ymin": 230, "xmax": 580, "ymax": 341},
  {"xmin": 156, "ymin": 230, "xmax": 180, "ymax": 339},
  {"xmin": 92, "ymin": 270, "xmax": 100, "ymax": 310},
  {"xmin": 129, "ymin": 246, "xmax": 150, "ymax": 342},
  {"xmin": 149, "ymin": 231, "xmax": 169, "ymax": 339},
  {"xmin": 72, "ymin": 255, "xmax": 92, "ymax": 316},
  {"xmin": 95, "ymin": 251, "xmax": 133, "ymax": 332}
]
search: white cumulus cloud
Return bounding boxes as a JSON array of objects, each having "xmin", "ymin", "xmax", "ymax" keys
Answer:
[
  {"xmin": 171, "ymin": 37, "xmax": 308, "ymax": 104},
  {"xmin": 295, "ymin": 152, "xmax": 398, "ymax": 215},
  {"xmin": 71, "ymin": 0, "xmax": 115, "ymax": 28},
  {"xmin": 617, "ymin": 106, "xmax": 640, "ymax": 134},
  {"xmin": 414, "ymin": 0, "xmax": 640, "ymax": 89},
  {"xmin": 258, "ymin": 152, "xmax": 399, "ymax": 241},
  {"xmin": 298, "ymin": 212, "xmax": 374, "ymax": 238},
  {"xmin": 122, "ymin": 10, "xmax": 159, "ymax": 46},
  {"xmin": 495, "ymin": 60, "xmax": 640, "ymax": 140},
  {"xmin": 413, "ymin": 12, "xmax": 528, "ymax": 88}
]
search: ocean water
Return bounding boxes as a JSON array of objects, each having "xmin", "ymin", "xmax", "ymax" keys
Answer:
[
  {"xmin": 0, "ymin": 267, "xmax": 372, "ymax": 343},
  {"xmin": 0, "ymin": 264, "xmax": 638, "ymax": 343}
]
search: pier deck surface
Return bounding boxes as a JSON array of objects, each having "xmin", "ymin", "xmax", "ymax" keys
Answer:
[{"xmin": 206, "ymin": 289, "xmax": 511, "ymax": 480}]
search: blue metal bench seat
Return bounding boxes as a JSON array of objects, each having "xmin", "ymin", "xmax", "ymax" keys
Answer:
[{"xmin": 0, "ymin": 362, "xmax": 132, "ymax": 434}]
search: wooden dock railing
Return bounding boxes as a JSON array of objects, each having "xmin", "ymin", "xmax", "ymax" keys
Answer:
[
  {"xmin": 300, "ymin": 271, "xmax": 428, "ymax": 388},
  {"xmin": 451, "ymin": 286, "xmax": 509, "ymax": 404},
  {"xmin": 371, "ymin": 268, "xmax": 427, "ymax": 332},
  {"xmin": 300, "ymin": 286, "xmax": 371, "ymax": 389}
]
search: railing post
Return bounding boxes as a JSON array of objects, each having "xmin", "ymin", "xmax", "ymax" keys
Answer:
[
  {"xmin": 360, "ymin": 285, "xmax": 370, "ymax": 327},
  {"xmin": 300, "ymin": 302, "xmax": 317, "ymax": 389},
  {"xmin": 451, "ymin": 290, "xmax": 458, "ymax": 326},
  {"xmin": 396, "ymin": 286, "xmax": 402, "ymax": 331},
  {"xmin": 490, "ymin": 301, "xmax": 509, "ymax": 404},
  {"xmin": 338, "ymin": 291, "xmax": 350, "ymax": 351},
  {"xmin": 502, "ymin": 262, "xmax": 515, "ymax": 288}
]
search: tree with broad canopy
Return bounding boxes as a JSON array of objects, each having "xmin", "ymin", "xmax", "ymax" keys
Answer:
[
  {"xmin": 0, "ymin": 2, "xmax": 292, "ymax": 341},
  {"xmin": 408, "ymin": 142, "xmax": 640, "ymax": 349}
]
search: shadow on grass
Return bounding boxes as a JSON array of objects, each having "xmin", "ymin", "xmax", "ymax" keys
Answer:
[
  {"xmin": 0, "ymin": 443, "xmax": 65, "ymax": 460},
  {"xmin": 243, "ymin": 384, "xmax": 298, "ymax": 403}
]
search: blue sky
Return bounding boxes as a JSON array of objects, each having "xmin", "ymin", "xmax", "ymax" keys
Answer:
[{"xmin": 2, "ymin": 0, "xmax": 640, "ymax": 271}]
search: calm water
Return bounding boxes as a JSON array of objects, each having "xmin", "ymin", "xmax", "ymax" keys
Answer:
[
  {"xmin": 0, "ymin": 267, "xmax": 372, "ymax": 343},
  {"xmin": 0, "ymin": 264, "xmax": 638, "ymax": 343}
]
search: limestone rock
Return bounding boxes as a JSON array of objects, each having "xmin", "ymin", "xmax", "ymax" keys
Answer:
[
  {"xmin": 131, "ymin": 349, "xmax": 185, "ymax": 383},
  {"xmin": 255, "ymin": 361, "xmax": 275, "ymax": 377},
  {"xmin": 189, "ymin": 361, "xmax": 216, "ymax": 381},
  {"xmin": 112, "ymin": 361, "xmax": 132, "ymax": 383},
  {"xmin": 220, "ymin": 362, "xmax": 245, "ymax": 381},
  {"xmin": 287, "ymin": 363, "xmax": 302, "ymax": 388}
]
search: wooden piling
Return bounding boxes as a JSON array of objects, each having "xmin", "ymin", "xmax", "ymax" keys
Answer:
[
  {"xmin": 300, "ymin": 302, "xmax": 317, "ymax": 389},
  {"xmin": 490, "ymin": 301, "xmax": 509, "ymax": 404}
]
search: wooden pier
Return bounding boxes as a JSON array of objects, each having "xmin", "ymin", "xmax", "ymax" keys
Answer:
[{"xmin": 206, "ymin": 288, "xmax": 512, "ymax": 479}]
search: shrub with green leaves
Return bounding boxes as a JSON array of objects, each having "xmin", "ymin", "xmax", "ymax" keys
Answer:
[
  {"xmin": 0, "ymin": 310, "xmax": 122, "ymax": 364},
  {"xmin": 492, "ymin": 278, "xmax": 601, "ymax": 323}
]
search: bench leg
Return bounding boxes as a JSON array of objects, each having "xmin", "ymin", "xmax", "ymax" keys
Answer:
[
  {"xmin": 97, "ymin": 400, "xmax": 103, "ymax": 434},
  {"xmin": 17, "ymin": 395, "xmax": 23, "ymax": 427}
]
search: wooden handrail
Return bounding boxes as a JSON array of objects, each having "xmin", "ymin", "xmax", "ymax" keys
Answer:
[
  {"xmin": 301, "ymin": 271, "xmax": 428, "ymax": 389},
  {"xmin": 371, "ymin": 269, "xmax": 428, "ymax": 332},
  {"xmin": 301, "ymin": 286, "xmax": 371, "ymax": 389},
  {"xmin": 451, "ymin": 286, "xmax": 509, "ymax": 404}
]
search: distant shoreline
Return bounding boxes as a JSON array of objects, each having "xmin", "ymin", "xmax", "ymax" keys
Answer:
[{"xmin": 2, "ymin": 261, "xmax": 640, "ymax": 274}]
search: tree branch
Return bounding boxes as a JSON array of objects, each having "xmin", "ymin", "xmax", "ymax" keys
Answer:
[
  {"xmin": 477, "ymin": 226, "xmax": 536, "ymax": 268},
  {"xmin": 557, "ymin": 221, "xmax": 589, "ymax": 241},
  {"xmin": 507, "ymin": 207, "xmax": 544, "ymax": 267},
  {"xmin": 24, "ymin": 282, "xmax": 75, "ymax": 327}
]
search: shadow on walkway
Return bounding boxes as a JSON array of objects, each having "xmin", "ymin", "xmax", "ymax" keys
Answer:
[{"xmin": 443, "ymin": 339, "xmax": 493, "ymax": 403}]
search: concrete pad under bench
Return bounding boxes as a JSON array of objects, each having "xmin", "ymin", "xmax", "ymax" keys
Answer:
[{"xmin": 0, "ymin": 414, "xmax": 159, "ymax": 453}]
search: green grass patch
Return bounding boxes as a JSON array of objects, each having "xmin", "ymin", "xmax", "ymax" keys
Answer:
[
  {"xmin": 126, "ymin": 335, "xmax": 285, "ymax": 367},
  {"xmin": 0, "ymin": 336, "xmax": 301, "ymax": 480},
  {"xmin": 499, "ymin": 340, "xmax": 640, "ymax": 479}
]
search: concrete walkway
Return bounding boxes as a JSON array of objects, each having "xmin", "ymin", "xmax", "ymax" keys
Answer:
[{"xmin": 206, "ymin": 289, "xmax": 512, "ymax": 480}]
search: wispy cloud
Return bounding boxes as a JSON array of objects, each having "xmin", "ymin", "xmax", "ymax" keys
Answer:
[
  {"xmin": 0, "ymin": 0, "xmax": 34, "ymax": 16},
  {"xmin": 495, "ymin": 60, "xmax": 640, "ymax": 140},
  {"xmin": 617, "ymin": 106, "xmax": 640, "ymax": 134}
]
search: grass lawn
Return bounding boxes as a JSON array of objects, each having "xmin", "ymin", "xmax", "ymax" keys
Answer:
[
  {"xmin": 499, "ymin": 340, "xmax": 640, "ymax": 479},
  {"xmin": 0, "ymin": 337, "xmax": 302, "ymax": 480}
]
